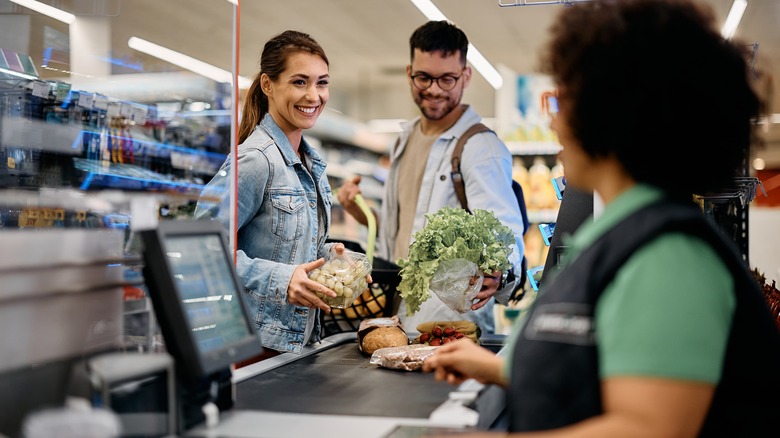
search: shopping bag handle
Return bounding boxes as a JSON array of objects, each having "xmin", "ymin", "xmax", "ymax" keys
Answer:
[{"xmin": 353, "ymin": 194, "xmax": 375, "ymax": 265}]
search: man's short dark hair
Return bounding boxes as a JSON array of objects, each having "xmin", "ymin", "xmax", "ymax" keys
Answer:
[{"xmin": 410, "ymin": 20, "xmax": 469, "ymax": 64}]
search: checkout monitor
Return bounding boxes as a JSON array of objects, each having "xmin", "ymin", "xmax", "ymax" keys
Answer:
[{"xmin": 141, "ymin": 220, "xmax": 262, "ymax": 380}]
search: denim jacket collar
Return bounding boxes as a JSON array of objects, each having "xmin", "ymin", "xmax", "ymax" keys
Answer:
[
  {"xmin": 259, "ymin": 113, "xmax": 325, "ymax": 170},
  {"xmin": 259, "ymin": 114, "xmax": 298, "ymax": 166}
]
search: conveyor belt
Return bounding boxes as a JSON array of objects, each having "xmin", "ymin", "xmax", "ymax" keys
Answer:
[{"xmin": 235, "ymin": 341, "xmax": 455, "ymax": 418}]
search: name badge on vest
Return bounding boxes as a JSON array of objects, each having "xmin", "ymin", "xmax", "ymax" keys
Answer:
[{"xmin": 525, "ymin": 303, "xmax": 595, "ymax": 346}]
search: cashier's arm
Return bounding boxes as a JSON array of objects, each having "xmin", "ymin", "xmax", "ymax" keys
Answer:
[
  {"xmin": 424, "ymin": 341, "xmax": 715, "ymax": 437},
  {"xmin": 538, "ymin": 377, "xmax": 715, "ymax": 438}
]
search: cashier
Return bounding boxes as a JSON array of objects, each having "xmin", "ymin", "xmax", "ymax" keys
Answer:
[{"xmin": 422, "ymin": 0, "xmax": 780, "ymax": 436}]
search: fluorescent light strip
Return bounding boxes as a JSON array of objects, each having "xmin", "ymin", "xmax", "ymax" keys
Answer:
[
  {"xmin": 367, "ymin": 118, "xmax": 407, "ymax": 133},
  {"xmin": 9, "ymin": 0, "xmax": 75, "ymax": 24},
  {"xmin": 409, "ymin": 0, "xmax": 447, "ymax": 20},
  {"xmin": 128, "ymin": 37, "xmax": 252, "ymax": 89},
  {"xmin": 409, "ymin": 0, "xmax": 504, "ymax": 90},
  {"xmin": 757, "ymin": 113, "xmax": 780, "ymax": 125},
  {"xmin": 466, "ymin": 44, "xmax": 503, "ymax": 90},
  {"xmin": 0, "ymin": 66, "xmax": 38, "ymax": 80},
  {"xmin": 721, "ymin": 0, "xmax": 747, "ymax": 40}
]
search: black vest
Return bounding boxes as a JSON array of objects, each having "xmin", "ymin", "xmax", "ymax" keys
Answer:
[{"xmin": 508, "ymin": 200, "xmax": 780, "ymax": 435}]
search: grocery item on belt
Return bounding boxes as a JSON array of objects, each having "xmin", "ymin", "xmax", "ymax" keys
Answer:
[
  {"xmin": 369, "ymin": 344, "xmax": 438, "ymax": 371},
  {"xmin": 411, "ymin": 320, "xmax": 481, "ymax": 346},
  {"xmin": 357, "ymin": 316, "xmax": 409, "ymax": 355}
]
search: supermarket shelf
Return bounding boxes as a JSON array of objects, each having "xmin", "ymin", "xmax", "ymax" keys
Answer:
[
  {"xmin": 74, "ymin": 158, "xmax": 210, "ymax": 196},
  {"xmin": 527, "ymin": 208, "xmax": 559, "ymax": 224},
  {"xmin": 0, "ymin": 188, "xmax": 216, "ymax": 214},
  {"xmin": 506, "ymin": 141, "xmax": 562, "ymax": 156}
]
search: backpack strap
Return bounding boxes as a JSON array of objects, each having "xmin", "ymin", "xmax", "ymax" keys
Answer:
[
  {"xmin": 451, "ymin": 123, "xmax": 528, "ymax": 299},
  {"xmin": 451, "ymin": 122, "xmax": 493, "ymax": 211}
]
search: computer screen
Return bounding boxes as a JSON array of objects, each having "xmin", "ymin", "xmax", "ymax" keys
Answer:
[{"xmin": 140, "ymin": 220, "xmax": 262, "ymax": 380}]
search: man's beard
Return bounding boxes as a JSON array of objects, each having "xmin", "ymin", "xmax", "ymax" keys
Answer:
[{"xmin": 416, "ymin": 93, "xmax": 461, "ymax": 121}]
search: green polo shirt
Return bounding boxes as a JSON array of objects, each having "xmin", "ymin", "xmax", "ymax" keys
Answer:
[{"xmin": 503, "ymin": 184, "xmax": 734, "ymax": 383}]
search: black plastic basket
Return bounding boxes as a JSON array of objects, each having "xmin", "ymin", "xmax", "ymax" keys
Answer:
[{"xmin": 320, "ymin": 240, "xmax": 401, "ymax": 336}]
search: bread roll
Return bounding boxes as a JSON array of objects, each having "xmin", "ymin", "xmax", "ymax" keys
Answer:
[{"xmin": 361, "ymin": 326, "xmax": 409, "ymax": 354}]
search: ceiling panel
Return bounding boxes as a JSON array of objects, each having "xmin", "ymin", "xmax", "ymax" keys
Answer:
[{"xmin": 3, "ymin": 0, "xmax": 779, "ymax": 149}]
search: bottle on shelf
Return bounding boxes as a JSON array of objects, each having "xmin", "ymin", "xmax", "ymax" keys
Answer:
[
  {"xmin": 550, "ymin": 159, "xmax": 564, "ymax": 181},
  {"xmin": 512, "ymin": 156, "xmax": 530, "ymax": 198},
  {"xmin": 528, "ymin": 157, "xmax": 555, "ymax": 210}
]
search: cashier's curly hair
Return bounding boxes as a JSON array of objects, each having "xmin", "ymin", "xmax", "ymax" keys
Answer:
[
  {"xmin": 540, "ymin": 0, "xmax": 761, "ymax": 199},
  {"xmin": 239, "ymin": 30, "xmax": 329, "ymax": 144}
]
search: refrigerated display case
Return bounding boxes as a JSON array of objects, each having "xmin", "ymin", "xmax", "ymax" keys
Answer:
[{"xmin": 0, "ymin": 2, "xmax": 237, "ymax": 435}]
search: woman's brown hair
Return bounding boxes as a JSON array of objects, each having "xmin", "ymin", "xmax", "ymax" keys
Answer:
[{"xmin": 238, "ymin": 30, "xmax": 329, "ymax": 144}]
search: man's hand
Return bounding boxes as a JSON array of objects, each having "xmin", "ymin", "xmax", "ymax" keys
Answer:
[
  {"xmin": 336, "ymin": 176, "xmax": 369, "ymax": 226},
  {"xmin": 471, "ymin": 270, "xmax": 501, "ymax": 310}
]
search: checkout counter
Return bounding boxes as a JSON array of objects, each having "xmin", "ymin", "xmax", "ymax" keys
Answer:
[
  {"xmin": 0, "ymin": 221, "xmax": 507, "ymax": 437},
  {"xmin": 138, "ymin": 220, "xmax": 508, "ymax": 438},
  {"xmin": 184, "ymin": 333, "xmax": 508, "ymax": 438}
]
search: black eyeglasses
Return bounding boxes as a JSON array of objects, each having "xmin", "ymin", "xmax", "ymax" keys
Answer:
[{"xmin": 410, "ymin": 72, "xmax": 463, "ymax": 91}]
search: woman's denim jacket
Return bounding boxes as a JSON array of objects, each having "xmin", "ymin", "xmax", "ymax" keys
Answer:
[{"xmin": 195, "ymin": 114, "xmax": 333, "ymax": 353}]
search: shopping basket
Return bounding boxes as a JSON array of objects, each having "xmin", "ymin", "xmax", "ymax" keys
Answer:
[{"xmin": 321, "ymin": 194, "xmax": 401, "ymax": 336}]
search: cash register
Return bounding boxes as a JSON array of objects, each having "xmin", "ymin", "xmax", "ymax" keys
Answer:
[{"xmin": 140, "ymin": 220, "xmax": 263, "ymax": 433}]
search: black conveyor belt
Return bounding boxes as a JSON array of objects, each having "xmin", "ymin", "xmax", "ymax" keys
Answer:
[{"xmin": 235, "ymin": 341, "xmax": 455, "ymax": 418}]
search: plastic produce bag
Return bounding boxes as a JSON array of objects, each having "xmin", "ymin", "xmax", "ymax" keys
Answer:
[
  {"xmin": 369, "ymin": 344, "xmax": 439, "ymax": 371},
  {"xmin": 309, "ymin": 249, "xmax": 372, "ymax": 308},
  {"xmin": 429, "ymin": 259, "xmax": 484, "ymax": 313}
]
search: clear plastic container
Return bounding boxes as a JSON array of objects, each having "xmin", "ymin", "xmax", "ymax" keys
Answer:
[
  {"xmin": 22, "ymin": 405, "xmax": 120, "ymax": 438},
  {"xmin": 308, "ymin": 249, "xmax": 372, "ymax": 308}
]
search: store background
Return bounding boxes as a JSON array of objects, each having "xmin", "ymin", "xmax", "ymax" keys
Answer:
[
  {"xmin": 1, "ymin": 0, "xmax": 778, "ymax": 284},
  {"xmin": 0, "ymin": 2, "xmax": 778, "ymax": 434}
]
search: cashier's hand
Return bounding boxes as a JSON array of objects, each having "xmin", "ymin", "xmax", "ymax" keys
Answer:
[
  {"xmin": 422, "ymin": 339, "xmax": 507, "ymax": 387},
  {"xmin": 471, "ymin": 271, "xmax": 501, "ymax": 311},
  {"xmin": 288, "ymin": 259, "xmax": 337, "ymax": 313}
]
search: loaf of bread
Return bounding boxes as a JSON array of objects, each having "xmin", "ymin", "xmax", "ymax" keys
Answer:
[{"xmin": 361, "ymin": 326, "xmax": 409, "ymax": 354}]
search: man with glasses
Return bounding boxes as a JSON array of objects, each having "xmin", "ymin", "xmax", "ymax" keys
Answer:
[{"xmin": 338, "ymin": 21, "xmax": 525, "ymax": 333}]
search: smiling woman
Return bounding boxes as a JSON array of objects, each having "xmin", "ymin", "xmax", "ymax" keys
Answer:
[
  {"xmin": 195, "ymin": 30, "xmax": 351, "ymax": 357},
  {"xmin": 262, "ymin": 53, "xmax": 330, "ymax": 142}
]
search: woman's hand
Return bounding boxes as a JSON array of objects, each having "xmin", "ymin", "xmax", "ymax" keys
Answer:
[
  {"xmin": 330, "ymin": 242, "xmax": 372, "ymax": 284},
  {"xmin": 331, "ymin": 242, "xmax": 346, "ymax": 256},
  {"xmin": 287, "ymin": 258, "xmax": 337, "ymax": 312},
  {"xmin": 471, "ymin": 270, "xmax": 501, "ymax": 310},
  {"xmin": 422, "ymin": 339, "xmax": 507, "ymax": 387}
]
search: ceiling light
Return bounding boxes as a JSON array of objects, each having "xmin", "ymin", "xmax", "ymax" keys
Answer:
[
  {"xmin": 757, "ymin": 113, "xmax": 780, "ymax": 125},
  {"xmin": 9, "ymin": 0, "xmax": 75, "ymax": 24},
  {"xmin": 225, "ymin": 0, "xmax": 238, "ymax": 4},
  {"xmin": 465, "ymin": 44, "xmax": 503, "ymax": 90},
  {"xmin": 721, "ymin": 0, "xmax": 747, "ymax": 40},
  {"xmin": 128, "ymin": 37, "xmax": 252, "ymax": 89},
  {"xmin": 0, "ymin": 67, "xmax": 38, "ymax": 80},
  {"xmin": 409, "ymin": 0, "xmax": 504, "ymax": 90},
  {"xmin": 367, "ymin": 118, "xmax": 407, "ymax": 133},
  {"xmin": 409, "ymin": 0, "xmax": 447, "ymax": 20}
]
